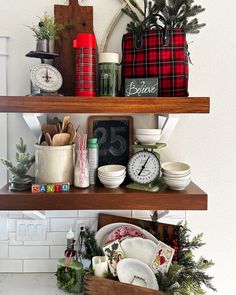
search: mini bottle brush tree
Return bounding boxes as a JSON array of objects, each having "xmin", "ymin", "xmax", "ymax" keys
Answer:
[
  {"xmin": 122, "ymin": 0, "xmax": 206, "ymax": 34},
  {"xmin": 1, "ymin": 137, "xmax": 35, "ymax": 191}
]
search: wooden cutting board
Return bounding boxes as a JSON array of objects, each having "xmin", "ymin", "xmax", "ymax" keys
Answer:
[{"xmin": 54, "ymin": 0, "xmax": 93, "ymax": 96}]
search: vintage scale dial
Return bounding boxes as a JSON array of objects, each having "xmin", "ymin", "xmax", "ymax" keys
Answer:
[
  {"xmin": 30, "ymin": 64, "xmax": 63, "ymax": 93},
  {"xmin": 128, "ymin": 150, "xmax": 160, "ymax": 184}
]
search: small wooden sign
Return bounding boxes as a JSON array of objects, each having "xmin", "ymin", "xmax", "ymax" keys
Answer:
[
  {"xmin": 88, "ymin": 116, "xmax": 133, "ymax": 167},
  {"xmin": 125, "ymin": 78, "xmax": 158, "ymax": 97}
]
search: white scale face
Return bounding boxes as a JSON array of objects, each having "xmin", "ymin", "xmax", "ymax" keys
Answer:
[
  {"xmin": 30, "ymin": 64, "xmax": 63, "ymax": 93},
  {"xmin": 128, "ymin": 151, "xmax": 160, "ymax": 184}
]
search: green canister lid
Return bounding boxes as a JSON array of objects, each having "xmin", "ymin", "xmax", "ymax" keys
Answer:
[{"xmin": 88, "ymin": 138, "xmax": 99, "ymax": 148}]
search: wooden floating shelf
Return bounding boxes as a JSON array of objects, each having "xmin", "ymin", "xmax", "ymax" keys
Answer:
[
  {"xmin": 0, "ymin": 96, "xmax": 210, "ymax": 114},
  {"xmin": 0, "ymin": 182, "xmax": 207, "ymax": 211}
]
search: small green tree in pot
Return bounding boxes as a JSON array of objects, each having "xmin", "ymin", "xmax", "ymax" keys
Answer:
[
  {"xmin": 1, "ymin": 138, "xmax": 35, "ymax": 191},
  {"xmin": 27, "ymin": 12, "xmax": 66, "ymax": 53}
]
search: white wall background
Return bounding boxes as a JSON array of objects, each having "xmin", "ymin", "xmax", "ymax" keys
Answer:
[{"xmin": 0, "ymin": 0, "xmax": 235, "ymax": 294}]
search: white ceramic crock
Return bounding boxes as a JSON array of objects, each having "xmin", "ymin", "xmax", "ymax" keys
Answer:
[{"xmin": 35, "ymin": 144, "xmax": 74, "ymax": 184}]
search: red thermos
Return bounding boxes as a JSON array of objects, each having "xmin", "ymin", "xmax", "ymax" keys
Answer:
[{"xmin": 73, "ymin": 33, "xmax": 96, "ymax": 96}]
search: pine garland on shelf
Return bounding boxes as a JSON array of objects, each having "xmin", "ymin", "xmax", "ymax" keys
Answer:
[{"xmin": 122, "ymin": 0, "xmax": 206, "ymax": 34}]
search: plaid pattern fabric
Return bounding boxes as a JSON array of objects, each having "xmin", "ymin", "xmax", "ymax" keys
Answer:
[
  {"xmin": 122, "ymin": 29, "xmax": 189, "ymax": 97},
  {"xmin": 75, "ymin": 48, "xmax": 96, "ymax": 96}
]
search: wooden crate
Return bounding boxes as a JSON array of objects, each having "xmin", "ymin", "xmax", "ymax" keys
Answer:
[
  {"xmin": 84, "ymin": 214, "xmax": 180, "ymax": 295},
  {"xmin": 84, "ymin": 275, "xmax": 166, "ymax": 295}
]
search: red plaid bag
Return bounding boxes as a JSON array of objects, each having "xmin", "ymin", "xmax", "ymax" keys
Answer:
[{"xmin": 122, "ymin": 28, "xmax": 189, "ymax": 97}]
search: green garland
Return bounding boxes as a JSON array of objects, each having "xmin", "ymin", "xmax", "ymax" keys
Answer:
[
  {"xmin": 56, "ymin": 266, "xmax": 80, "ymax": 293},
  {"xmin": 122, "ymin": 0, "xmax": 206, "ymax": 34}
]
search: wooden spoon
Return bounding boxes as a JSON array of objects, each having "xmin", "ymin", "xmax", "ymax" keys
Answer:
[
  {"xmin": 62, "ymin": 116, "xmax": 70, "ymax": 133},
  {"xmin": 41, "ymin": 141, "xmax": 49, "ymax": 146},
  {"xmin": 52, "ymin": 133, "xmax": 70, "ymax": 146},
  {"xmin": 41, "ymin": 124, "xmax": 58, "ymax": 137},
  {"xmin": 66, "ymin": 122, "xmax": 76, "ymax": 144},
  {"xmin": 45, "ymin": 132, "xmax": 52, "ymax": 146}
]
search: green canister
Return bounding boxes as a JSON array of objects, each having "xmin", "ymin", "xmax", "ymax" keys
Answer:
[{"xmin": 99, "ymin": 52, "xmax": 119, "ymax": 97}]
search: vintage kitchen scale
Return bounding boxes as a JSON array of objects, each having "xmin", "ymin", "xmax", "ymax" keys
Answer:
[
  {"xmin": 127, "ymin": 143, "xmax": 166, "ymax": 192},
  {"xmin": 26, "ymin": 51, "xmax": 63, "ymax": 96}
]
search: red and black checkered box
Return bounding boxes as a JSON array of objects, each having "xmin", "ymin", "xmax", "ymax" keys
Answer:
[{"xmin": 122, "ymin": 29, "xmax": 189, "ymax": 97}]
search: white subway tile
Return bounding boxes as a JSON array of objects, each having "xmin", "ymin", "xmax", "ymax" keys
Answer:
[
  {"xmin": 23, "ymin": 259, "xmax": 58, "ymax": 272},
  {"xmin": 9, "ymin": 246, "xmax": 49, "ymax": 259},
  {"xmin": 8, "ymin": 219, "xmax": 17, "ymax": 232},
  {"xmin": 0, "ymin": 211, "xmax": 8, "ymax": 217},
  {"xmin": 24, "ymin": 232, "xmax": 67, "ymax": 246},
  {"xmin": 78, "ymin": 210, "xmax": 131, "ymax": 218},
  {"xmin": 50, "ymin": 246, "xmax": 65, "ymax": 259},
  {"xmin": 50, "ymin": 218, "xmax": 76, "ymax": 232},
  {"xmin": 0, "ymin": 242, "xmax": 8, "ymax": 258},
  {"xmin": 8, "ymin": 211, "xmax": 23, "ymax": 218},
  {"xmin": 0, "ymin": 260, "xmax": 22, "ymax": 272},
  {"xmin": 9, "ymin": 232, "xmax": 23, "ymax": 245},
  {"xmin": 45, "ymin": 210, "xmax": 78, "ymax": 218}
]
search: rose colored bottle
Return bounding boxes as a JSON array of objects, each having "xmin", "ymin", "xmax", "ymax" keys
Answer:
[{"xmin": 73, "ymin": 33, "xmax": 96, "ymax": 96}]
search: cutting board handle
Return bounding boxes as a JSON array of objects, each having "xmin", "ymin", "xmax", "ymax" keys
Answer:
[{"xmin": 69, "ymin": 0, "xmax": 79, "ymax": 8}]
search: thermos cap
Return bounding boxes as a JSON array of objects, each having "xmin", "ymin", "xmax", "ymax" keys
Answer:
[
  {"xmin": 73, "ymin": 33, "xmax": 96, "ymax": 48},
  {"xmin": 88, "ymin": 138, "xmax": 99, "ymax": 148},
  {"xmin": 99, "ymin": 52, "xmax": 119, "ymax": 64}
]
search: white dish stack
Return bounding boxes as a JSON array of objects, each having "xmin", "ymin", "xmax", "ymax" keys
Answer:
[
  {"xmin": 161, "ymin": 162, "xmax": 191, "ymax": 190},
  {"xmin": 98, "ymin": 165, "xmax": 126, "ymax": 188},
  {"xmin": 135, "ymin": 129, "xmax": 162, "ymax": 145}
]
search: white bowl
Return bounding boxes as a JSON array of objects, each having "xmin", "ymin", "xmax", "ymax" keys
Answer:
[
  {"xmin": 161, "ymin": 162, "xmax": 191, "ymax": 175},
  {"xmin": 136, "ymin": 134, "xmax": 161, "ymax": 145},
  {"xmin": 164, "ymin": 178, "xmax": 191, "ymax": 190},
  {"xmin": 99, "ymin": 176, "xmax": 125, "ymax": 188},
  {"xmin": 98, "ymin": 172, "xmax": 126, "ymax": 180},
  {"xmin": 135, "ymin": 129, "xmax": 162, "ymax": 135},
  {"xmin": 162, "ymin": 172, "xmax": 191, "ymax": 180},
  {"xmin": 98, "ymin": 165, "xmax": 126, "ymax": 177}
]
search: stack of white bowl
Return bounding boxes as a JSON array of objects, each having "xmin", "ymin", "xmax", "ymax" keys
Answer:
[
  {"xmin": 135, "ymin": 129, "xmax": 162, "ymax": 145},
  {"xmin": 161, "ymin": 162, "xmax": 191, "ymax": 190},
  {"xmin": 98, "ymin": 165, "xmax": 126, "ymax": 188}
]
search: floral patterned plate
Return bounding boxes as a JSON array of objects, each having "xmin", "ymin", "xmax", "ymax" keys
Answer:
[{"xmin": 95, "ymin": 222, "xmax": 158, "ymax": 248}]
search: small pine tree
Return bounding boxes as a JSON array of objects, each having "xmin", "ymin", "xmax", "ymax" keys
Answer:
[
  {"xmin": 123, "ymin": 0, "xmax": 206, "ymax": 34},
  {"xmin": 1, "ymin": 137, "xmax": 35, "ymax": 178}
]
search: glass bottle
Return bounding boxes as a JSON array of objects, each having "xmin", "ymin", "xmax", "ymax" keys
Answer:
[
  {"xmin": 74, "ymin": 134, "xmax": 89, "ymax": 188},
  {"xmin": 88, "ymin": 138, "xmax": 99, "ymax": 185}
]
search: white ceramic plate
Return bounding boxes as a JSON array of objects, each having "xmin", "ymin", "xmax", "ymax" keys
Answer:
[
  {"xmin": 95, "ymin": 222, "xmax": 158, "ymax": 249},
  {"xmin": 117, "ymin": 258, "xmax": 159, "ymax": 290},
  {"xmin": 121, "ymin": 237, "xmax": 157, "ymax": 266}
]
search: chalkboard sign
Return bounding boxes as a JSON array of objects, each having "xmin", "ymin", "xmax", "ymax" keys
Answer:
[
  {"xmin": 125, "ymin": 78, "xmax": 158, "ymax": 97},
  {"xmin": 88, "ymin": 116, "xmax": 133, "ymax": 167}
]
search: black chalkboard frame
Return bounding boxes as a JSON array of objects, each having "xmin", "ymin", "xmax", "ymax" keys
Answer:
[{"xmin": 88, "ymin": 116, "xmax": 134, "ymax": 167}]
